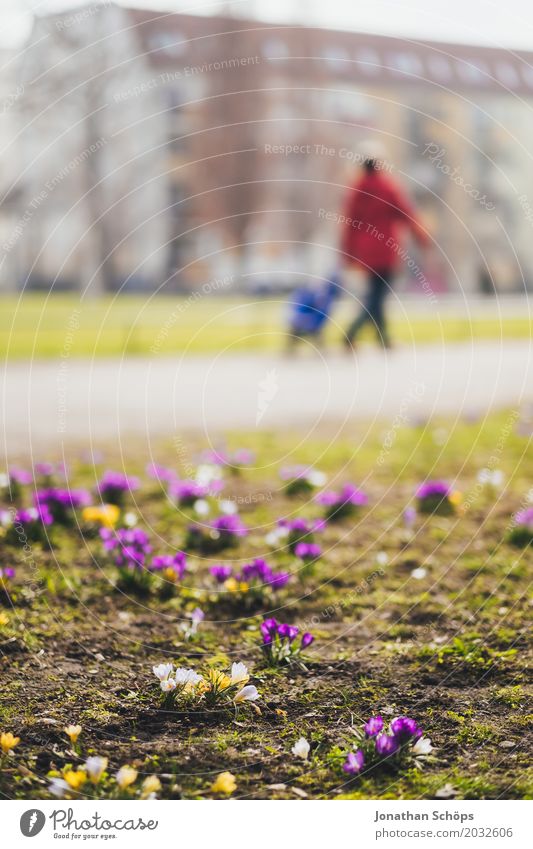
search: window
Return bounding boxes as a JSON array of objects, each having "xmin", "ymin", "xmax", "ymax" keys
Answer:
[
  {"xmin": 427, "ymin": 55, "xmax": 453, "ymax": 82},
  {"xmin": 262, "ymin": 37, "xmax": 289, "ymax": 59},
  {"xmin": 521, "ymin": 63, "xmax": 533, "ymax": 87},
  {"xmin": 456, "ymin": 58, "xmax": 489, "ymax": 84},
  {"xmin": 321, "ymin": 45, "xmax": 350, "ymax": 70},
  {"xmin": 388, "ymin": 51, "xmax": 423, "ymax": 76},
  {"xmin": 495, "ymin": 61, "xmax": 520, "ymax": 87},
  {"xmin": 355, "ymin": 47, "xmax": 381, "ymax": 75},
  {"xmin": 147, "ymin": 31, "xmax": 186, "ymax": 56}
]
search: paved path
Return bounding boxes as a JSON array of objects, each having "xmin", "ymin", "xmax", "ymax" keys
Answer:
[{"xmin": 2, "ymin": 340, "xmax": 533, "ymax": 453}]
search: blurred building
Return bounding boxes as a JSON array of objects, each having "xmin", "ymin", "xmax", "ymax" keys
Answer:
[{"xmin": 4, "ymin": 2, "xmax": 533, "ymax": 293}]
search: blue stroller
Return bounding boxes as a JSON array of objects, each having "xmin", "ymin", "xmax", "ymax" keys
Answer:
[{"xmin": 286, "ymin": 274, "xmax": 341, "ymax": 350}]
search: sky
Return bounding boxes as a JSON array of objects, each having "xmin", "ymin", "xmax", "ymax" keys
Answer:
[{"xmin": 3, "ymin": 0, "xmax": 533, "ymax": 51}]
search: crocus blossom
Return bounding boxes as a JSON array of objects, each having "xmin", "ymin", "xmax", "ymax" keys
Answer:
[
  {"xmin": 343, "ymin": 750, "xmax": 365, "ymax": 775},
  {"xmin": 375, "ymin": 733, "xmax": 400, "ymax": 757},
  {"xmin": 234, "ymin": 685, "xmax": 259, "ymax": 703},
  {"xmin": 291, "ymin": 737, "xmax": 310, "ymax": 760},
  {"xmin": 364, "ymin": 716, "xmax": 384, "ymax": 737},
  {"xmin": 261, "ymin": 618, "xmax": 315, "ymax": 666},
  {"xmin": 97, "ymin": 472, "xmax": 140, "ymax": 506},
  {"xmin": 315, "ymin": 483, "xmax": 368, "ymax": 520}
]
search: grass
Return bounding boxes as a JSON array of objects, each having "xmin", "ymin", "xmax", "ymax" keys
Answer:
[
  {"xmin": 0, "ymin": 411, "xmax": 531, "ymax": 799},
  {"xmin": 0, "ymin": 293, "xmax": 531, "ymax": 359}
]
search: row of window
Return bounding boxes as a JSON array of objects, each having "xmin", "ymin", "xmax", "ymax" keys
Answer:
[{"xmin": 146, "ymin": 32, "xmax": 533, "ymax": 90}]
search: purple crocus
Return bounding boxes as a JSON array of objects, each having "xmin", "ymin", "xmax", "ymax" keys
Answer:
[
  {"xmin": 314, "ymin": 490, "xmax": 339, "ymax": 507},
  {"xmin": 268, "ymin": 570, "xmax": 291, "ymax": 590},
  {"xmin": 100, "ymin": 526, "xmax": 151, "ymax": 570},
  {"xmin": 17, "ymin": 505, "xmax": 53, "ymax": 527},
  {"xmin": 146, "ymin": 463, "xmax": 176, "ymax": 483},
  {"xmin": 210, "ymin": 564, "xmax": 233, "ymax": 583},
  {"xmin": 150, "ymin": 552, "xmax": 187, "ymax": 581},
  {"xmin": 34, "ymin": 462, "xmax": 55, "ymax": 478},
  {"xmin": 97, "ymin": 471, "xmax": 139, "ymax": 505},
  {"xmin": 294, "ymin": 542, "xmax": 322, "ymax": 561},
  {"xmin": 514, "ymin": 507, "xmax": 533, "ymax": 529},
  {"xmin": 232, "ymin": 448, "xmax": 254, "ymax": 466},
  {"xmin": 390, "ymin": 716, "xmax": 421, "ymax": 742},
  {"xmin": 279, "ymin": 517, "xmax": 311, "ymax": 532},
  {"xmin": 342, "ymin": 750, "xmax": 365, "ymax": 775},
  {"xmin": 341, "ymin": 483, "xmax": 369, "ymax": 507},
  {"xmin": 169, "ymin": 478, "xmax": 210, "ymax": 506},
  {"xmin": 277, "ymin": 623, "xmax": 299, "ymax": 642},
  {"xmin": 238, "ymin": 558, "xmax": 289, "ymax": 590},
  {"xmin": 200, "ymin": 448, "xmax": 228, "ymax": 466},
  {"xmin": 35, "ymin": 488, "xmax": 91, "ymax": 524},
  {"xmin": 261, "ymin": 621, "xmax": 316, "ymax": 665},
  {"xmin": 364, "ymin": 715, "xmax": 384, "ymax": 737},
  {"xmin": 375, "ymin": 733, "xmax": 400, "ymax": 757},
  {"xmin": 260, "ymin": 617, "xmax": 279, "ymax": 644},
  {"xmin": 9, "ymin": 467, "xmax": 32, "ymax": 485},
  {"xmin": 211, "ymin": 514, "xmax": 247, "ymax": 538},
  {"xmin": 0, "ymin": 566, "xmax": 15, "ymax": 581},
  {"xmin": 315, "ymin": 483, "xmax": 368, "ymax": 519},
  {"xmin": 301, "ymin": 632, "xmax": 314, "ymax": 649},
  {"xmin": 415, "ymin": 480, "xmax": 451, "ymax": 500}
]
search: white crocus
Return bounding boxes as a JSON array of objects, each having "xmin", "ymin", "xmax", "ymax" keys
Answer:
[
  {"xmin": 174, "ymin": 668, "xmax": 202, "ymax": 686},
  {"xmin": 307, "ymin": 469, "xmax": 326, "ymax": 487},
  {"xmin": 160, "ymin": 677, "xmax": 176, "ymax": 693},
  {"xmin": 152, "ymin": 662, "xmax": 173, "ymax": 681},
  {"xmin": 477, "ymin": 469, "xmax": 504, "ymax": 488},
  {"xmin": 220, "ymin": 499, "xmax": 237, "ymax": 515},
  {"xmin": 291, "ymin": 737, "xmax": 310, "ymax": 760},
  {"xmin": 193, "ymin": 499, "xmax": 210, "ymax": 517},
  {"xmin": 411, "ymin": 567, "xmax": 427, "ymax": 580},
  {"xmin": 85, "ymin": 756, "xmax": 108, "ymax": 783},
  {"xmin": 234, "ymin": 685, "xmax": 259, "ymax": 703},
  {"xmin": 196, "ymin": 464, "xmax": 222, "ymax": 486},
  {"xmin": 413, "ymin": 736, "xmax": 433, "ymax": 755},
  {"xmin": 49, "ymin": 777, "xmax": 69, "ymax": 798},
  {"xmin": 265, "ymin": 526, "xmax": 289, "ymax": 546},
  {"xmin": 230, "ymin": 662, "xmax": 249, "ymax": 685},
  {"xmin": 123, "ymin": 512, "xmax": 138, "ymax": 527}
]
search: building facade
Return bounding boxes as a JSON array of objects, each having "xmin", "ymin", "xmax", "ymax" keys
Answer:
[{"xmin": 4, "ymin": 3, "xmax": 533, "ymax": 293}]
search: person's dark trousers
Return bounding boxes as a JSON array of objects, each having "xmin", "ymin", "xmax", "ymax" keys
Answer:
[{"xmin": 345, "ymin": 269, "xmax": 393, "ymax": 347}]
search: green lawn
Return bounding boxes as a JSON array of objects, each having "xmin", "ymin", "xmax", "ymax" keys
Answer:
[
  {"xmin": 1, "ymin": 411, "xmax": 532, "ymax": 799},
  {"xmin": 0, "ymin": 294, "xmax": 531, "ymax": 359}
]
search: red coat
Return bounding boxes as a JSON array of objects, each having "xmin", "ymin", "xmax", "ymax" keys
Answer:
[{"xmin": 340, "ymin": 170, "xmax": 428, "ymax": 272}]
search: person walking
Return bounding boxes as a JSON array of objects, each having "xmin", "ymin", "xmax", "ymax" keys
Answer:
[{"xmin": 340, "ymin": 141, "xmax": 429, "ymax": 350}]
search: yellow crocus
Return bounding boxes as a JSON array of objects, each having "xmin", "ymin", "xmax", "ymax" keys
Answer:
[
  {"xmin": 207, "ymin": 669, "xmax": 231, "ymax": 691},
  {"xmin": 449, "ymin": 490, "xmax": 462, "ymax": 506},
  {"xmin": 211, "ymin": 771, "xmax": 237, "ymax": 795},
  {"xmin": 141, "ymin": 775, "xmax": 162, "ymax": 798},
  {"xmin": 115, "ymin": 765, "xmax": 138, "ymax": 789},
  {"xmin": 82, "ymin": 504, "xmax": 120, "ymax": 528},
  {"xmin": 162, "ymin": 567, "xmax": 178, "ymax": 583},
  {"xmin": 1, "ymin": 731, "xmax": 20, "ymax": 754},
  {"xmin": 224, "ymin": 577, "xmax": 239, "ymax": 593},
  {"xmin": 64, "ymin": 769, "xmax": 87, "ymax": 790}
]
